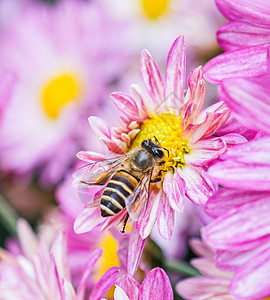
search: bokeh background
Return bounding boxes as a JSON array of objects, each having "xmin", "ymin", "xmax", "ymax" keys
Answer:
[{"xmin": 0, "ymin": 0, "xmax": 225, "ymax": 297}]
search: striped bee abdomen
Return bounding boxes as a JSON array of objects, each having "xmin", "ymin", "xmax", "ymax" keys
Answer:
[{"xmin": 100, "ymin": 170, "xmax": 139, "ymax": 217}]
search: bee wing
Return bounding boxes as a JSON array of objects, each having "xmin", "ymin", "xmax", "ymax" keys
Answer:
[
  {"xmin": 125, "ymin": 170, "xmax": 152, "ymax": 221},
  {"xmin": 73, "ymin": 154, "xmax": 129, "ymax": 187}
]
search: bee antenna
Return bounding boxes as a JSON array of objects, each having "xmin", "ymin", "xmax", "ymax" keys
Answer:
[
  {"xmin": 153, "ymin": 135, "xmax": 159, "ymax": 143},
  {"xmin": 163, "ymin": 147, "xmax": 170, "ymax": 157}
]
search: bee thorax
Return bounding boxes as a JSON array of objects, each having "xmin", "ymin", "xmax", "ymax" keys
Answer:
[{"xmin": 130, "ymin": 149, "xmax": 153, "ymax": 171}]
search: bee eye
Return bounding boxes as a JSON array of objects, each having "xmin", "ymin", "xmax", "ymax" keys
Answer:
[{"xmin": 154, "ymin": 148, "xmax": 164, "ymax": 159}]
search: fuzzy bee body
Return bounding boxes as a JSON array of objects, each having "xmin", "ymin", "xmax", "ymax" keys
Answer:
[{"xmin": 100, "ymin": 170, "xmax": 139, "ymax": 217}]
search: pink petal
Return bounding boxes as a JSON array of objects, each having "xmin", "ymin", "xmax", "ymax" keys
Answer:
[
  {"xmin": 139, "ymin": 268, "xmax": 173, "ymax": 300},
  {"xmin": 89, "ymin": 267, "xmax": 120, "ymax": 300},
  {"xmin": 220, "ymin": 76, "xmax": 270, "ymax": 135},
  {"xmin": 205, "ymin": 188, "xmax": 268, "ymax": 218},
  {"xmin": 165, "ymin": 36, "xmax": 186, "ymax": 109},
  {"xmin": 99, "ymin": 136, "xmax": 124, "ymax": 154},
  {"xmin": 0, "ymin": 71, "xmax": 16, "ymax": 121},
  {"xmin": 216, "ymin": 0, "xmax": 270, "ymax": 23},
  {"xmin": 17, "ymin": 219, "xmax": 38, "ymax": 260},
  {"xmin": 130, "ymin": 84, "xmax": 150, "ymax": 118},
  {"xmin": 208, "ymin": 161, "xmax": 270, "ymax": 191},
  {"xmin": 183, "ymin": 112, "xmax": 215, "ymax": 143},
  {"xmin": 219, "ymin": 133, "xmax": 247, "ymax": 147},
  {"xmin": 178, "ymin": 166, "xmax": 216, "ymax": 205},
  {"xmin": 191, "ymin": 258, "xmax": 233, "ymax": 279},
  {"xmin": 73, "ymin": 207, "xmax": 105, "ymax": 234},
  {"xmin": 140, "ymin": 49, "xmax": 165, "ymax": 105},
  {"xmin": 127, "ymin": 225, "xmax": 146, "ymax": 277},
  {"xmin": 229, "ymin": 248, "xmax": 270, "ymax": 299},
  {"xmin": 136, "ymin": 190, "xmax": 161, "ymax": 239},
  {"xmin": 218, "ymin": 21, "xmax": 270, "ymax": 51},
  {"xmin": 176, "ymin": 277, "xmax": 230, "ymax": 300},
  {"xmin": 157, "ymin": 191, "xmax": 175, "ymax": 240},
  {"xmin": 114, "ymin": 285, "xmax": 129, "ymax": 300},
  {"xmin": 185, "ymin": 137, "xmax": 226, "ymax": 167},
  {"xmin": 189, "ymin": 238, "xmax": 214, "ymax": 259},
  {"xmin": 215, "ymin": 239, "xmax": 270, "ymax": 272},
  {"xmin": 77, "ymin": 248, "xmax": 103, "ymax": 299},
  {"xmin": 110, "ymin": 92, "xmax": 143, "ymax": 120},
  {"xmin": 204, "ymin": 44, "xmax": 269, "ymax": 84},
  {"xmin": 203, "ymin": 197, "xmax": 270, "ymax": 251},
  {"xmin": 118, "ymin": 275, "xmax": 140, "ymax": 300},
  {"xmin": 163, "ymin": 170, "xmax": 185, "ymax": 212},
  {"xmin": 181, "ymin": 66, "xmax": 205, "ymax": 123},
  {"xmin": 76, "ymin": 151, "xmax": 107, "ymax": 163},
  {"xmin": 88, "ymin": 116, "xmax": 111, "ymax": 139}
]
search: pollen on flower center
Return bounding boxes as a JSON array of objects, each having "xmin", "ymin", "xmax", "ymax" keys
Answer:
[
  {"xmin": 41, "ymin": 73, "xmax": 81, "ymax": 120},
  {"xmin": 141, "ymin": 0, "xmax": 169, "ymax": 20},
  {"xmin": 130, "ymin": 113, "xmax": 189, "ymax": 171}
]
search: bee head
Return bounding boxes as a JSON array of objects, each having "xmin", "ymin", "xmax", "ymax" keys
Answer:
[{"xmin": 141, "ymin": 139, "xmax": 165, "ymax": 160}]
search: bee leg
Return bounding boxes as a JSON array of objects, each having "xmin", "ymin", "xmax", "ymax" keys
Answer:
[
  {"xmin": 121, "ymin": 213, "xmax": 129, "ymax": 233},
  {"xmin": 150, "ymin": 177, "xmax": 161, "ymax": 183}
]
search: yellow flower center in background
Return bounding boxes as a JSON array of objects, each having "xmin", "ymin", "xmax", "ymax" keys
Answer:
[
  {"xmin": 42, "ymin": 73, "xmax": 81, "ymax": 119},
  {"xmin": 141, "ymin": 0, "xmax": 169, "ymax": 20},
  {"xmin": 130, "ymin": 113, "xmax": 189, "ymax": 172}
]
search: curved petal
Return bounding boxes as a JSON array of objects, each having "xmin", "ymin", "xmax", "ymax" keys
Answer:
[
  {"xmin": 88, "ymin": 116, "xmax": 111, "ymax": 139},
  {"xmin": 229, "ymin": 248, "xmax": 270, "ymax": 299},
  {"xmin": 163, "ymin": 170, "xmax": 185, "ymax": 212},
  {"xmin": 165, "ymin": 36, "xmax": 186, "ymax": 109},
  {"xmin": 203, "ymin": 197, "xmax": 270, "ymax": 251},
  {"xmin": 216, "ymin": 0, "xmax": 270, "ymax": 24},
  {"xmin": 136, "ymin": 190, "xmax": 161, "ymax": 239},
  {"xmin": 176, "ymin": 277, "xmax": 230, "ymax": 300},
  {"xmin": 73, "ymin": 207, "xmax": 105, "ymax": 234},
  {"xmin": 127, "ymin": 225, "xmax": 146, "ymax": 277},
  {"xmin": 117, "ymin": 275, "xmax": 140, "ymax": 300},
  {"xmin": 178, "ymin": 166, "xmax": 216, "ymax": 205},
  {"xmin": 110, "ymin": 92, "xmax": 143, "ymax": 120},
  {"xmin": 89, "ymin": 267, "xmax": 120, "ymax": 300},
  {"xmin": 139, "ymin": 268, "xmax": 173, "ymax": 300},
  {"xmin": 218, "ymin": 21, "xmax": 270, "ymax": 51},
  {"xmin": 204, "ymin": 44, "xmax": 269, "ymax": 84},
  {"xmin": 157, "ymin": 191, "xmax": 175, "ymax": 240},
  {"xmin": 205, "ymin": 188, "xmax": 268, "ymax": 218},
  {"xmin": 220, "ymin": 76, "xmax": 270, "ymax": 135},
  {"xmin": 208, "ymin": 160, "xmax": 270, "ymax": 191},
  {"xmin": 185, "ymin": 137, "xmax": 226, "ymax": 167},
  {"xmin": 140, "ymin": 49, "xmax": 165, "ymax": 106}
]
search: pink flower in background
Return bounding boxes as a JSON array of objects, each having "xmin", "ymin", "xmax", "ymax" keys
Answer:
[
  {"xmin": 176, "ymin": 238, "xmax": 235, "ymax": 300},
  {"xmin": 201, "ymin": 138, "xmax": 270, "ymax": 299},
  {"xmin": 74, "ymin": 35, "xmax": 231, "ymax": 243},
  {"xmin": 114, "ymin": 267, "xmax": 173, "ymax": 300},
  {"xmin": 103, "ymin": 0, "xmax": 224, "ymax": 64},
  {"xmin": 0, "ymin": 72, "xmax": 15, "ymax": 126},
  {"xmin": 215, "ymin": 0, "xmax": 270, "ymax": 51},
  {"xmin": 0, "ymin": 0, "xmax": 129, "ymax": 185},
  {"xmin": 204, "ymin": 0, "xmax": 270, "ymax": 135},
  {"xmin": 0, "ymin": 219, "xmax": 120, "ymax": 300}
]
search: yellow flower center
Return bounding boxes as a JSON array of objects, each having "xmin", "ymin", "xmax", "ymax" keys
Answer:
[
  {"xmin": 130, "ymin": 113, "xmax": 189, "ymax": 173},
  {"xmin": 141, "ymin": 0, "xmax": 169, "ymax": 20},
  {"xmin": 41, "ymin": 73, "xmax": 81, "ymax": 120}
]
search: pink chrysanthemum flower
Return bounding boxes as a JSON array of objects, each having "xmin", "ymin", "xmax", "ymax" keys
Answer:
[
  {"xmin": 74, "ymin": 35, "xmax": 231, "ymax": 243},
  {"xmin": 0, "ymin": 0, "xmax": 129, "ymax": 185},
  {"xmin": 0, "ymin": 219, "xmax": 120, "ymax": 300},
  {"xmin": 0, "ymin": 72, "xmax": 15, "ymax": 126}
]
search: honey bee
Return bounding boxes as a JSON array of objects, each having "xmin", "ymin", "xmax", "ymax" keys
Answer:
[{"xmin": 73, "ymin": 138, "xmax": 169, "ymax": 232}]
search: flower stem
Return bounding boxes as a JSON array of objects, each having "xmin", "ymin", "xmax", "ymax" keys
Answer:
[
  {"xmin": 0, "ymin": 193, "xmax": 18, "ymax": 236},
  {"xmin": 164, "ymin": 259, "xmax": 201, "ymax": 277}
]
